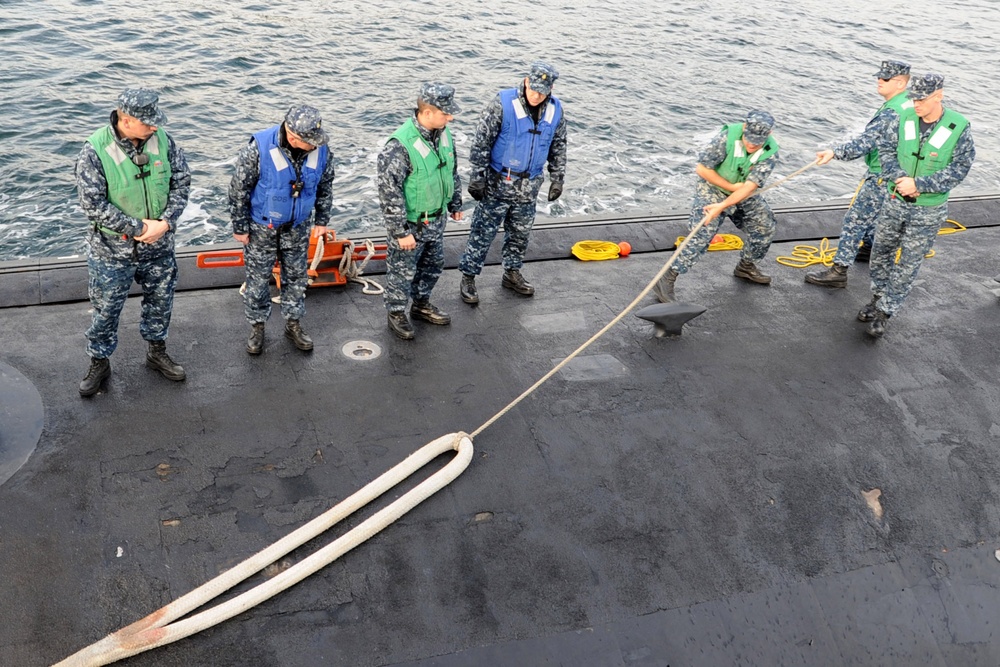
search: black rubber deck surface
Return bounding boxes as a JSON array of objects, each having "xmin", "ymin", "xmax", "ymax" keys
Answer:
[{"xmin": 2, "ymin": 216, "xmax": 1000, "ymax": 666}]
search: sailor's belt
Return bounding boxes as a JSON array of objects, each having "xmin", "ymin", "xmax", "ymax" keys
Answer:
[{"xmin": 407, "ymin": 209, "xmax": 442, "ymax": 223}]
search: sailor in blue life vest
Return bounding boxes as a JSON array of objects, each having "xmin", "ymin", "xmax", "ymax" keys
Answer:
[
  {"xmin": 458, "ymin": 62, "xmax": 567, "ymax": 304},
  {"xmin": 860, "ymin": 73, "xmax": 975, "ymax": 338},
  {"xmin": 655, "ymin": 110, "xmax": 780, "ymax": 303},
  {"xmin": 75, "ymin": 88, "xmax": 192, "ymax": 397},
  {"xmin": 229, "ymin": 105, "xmax": 336, "ymax": 355},
  {"xmin": 806, "ymin": 59, "xmax": 912, "ymax": 288},
  {"xmin": 377, "ymin": 83, "xmax": 464, "ymax": 341}
]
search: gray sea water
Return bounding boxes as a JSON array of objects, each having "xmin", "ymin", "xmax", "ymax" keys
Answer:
[{"xmin": 1, "ymin": 0, "xmax": 997, "ymax": 261}]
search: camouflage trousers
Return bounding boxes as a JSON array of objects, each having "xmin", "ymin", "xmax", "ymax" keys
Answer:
[
  {"xmin": 243, "ymin": 222, "xmax": 310, "ymax": 324},
  {"xmin": 832, "ymin": 173, "xmax": 884, "ymax": 266},
  {"xmin": 383, "ymin": 227, "xmax": 445, "ymax": 313},
  {"xmin": 870, "ymin": 197, "xmax": 945, "ymax": 317},
  {"xmin": 86, "ymin": 251, "xmax": 177, "ymax": 359},
  {"xmin": 673, "ymin": 182, "xmax": 776, "ymax": 274},
  {"xmin": 458, "ymin": 196, "xmax": 537, "ymax": 275}
]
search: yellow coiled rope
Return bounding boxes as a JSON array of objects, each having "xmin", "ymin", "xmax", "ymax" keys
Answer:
[
  {"xmin": 571, "ymin": 240, "xmax": 622, "ymax": 261},
  {"xmin": 674, "ymin": 233, "xmax": 744, "ymax": 251},
  {"xmin": 775, "ymin": 219, "xmax": 966, "ymax": 268}
]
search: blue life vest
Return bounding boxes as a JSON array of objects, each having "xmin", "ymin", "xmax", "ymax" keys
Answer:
[
  {"xmin": 488, "ymin": 88, "xmax": 562, "ymax": 179},
  {"xmin": 249, "ymin": 125, "xmax": 328, "ymax": 227}
]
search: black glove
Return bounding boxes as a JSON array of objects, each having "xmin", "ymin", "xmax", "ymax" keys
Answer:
[
  {"xmin": 468, "ymin": 180, "xmax": 486, "ymax": 202},
  {"xmin": 547, "ymin": 181, "xmax": 563, "ymax": 202}
]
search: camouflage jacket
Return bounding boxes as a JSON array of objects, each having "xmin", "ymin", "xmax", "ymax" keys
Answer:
[
  {"xmin": 377, "ymin": 113, "xmax": 463, "ymax": 239},
  {"xmin": 698, "ymin": 127, "xmax": 778, "ymax": 189},
  {"xmin": 228, "ymin": 124, "xmax": 336, "ymax": 235},
  {"xmin": 877, "ymin": 111, "xmax": 976, "ymax": 195},
  {"xmin": 469, "ymin": 83, "xmax": 568, "ymax": 202},
  {"xmin": 75, "ymin": 111, "xmax": 191, "ymax": 254},
  {"xmin": 833, "ymin": 106, "xmax": 900, "ymax": 166}
]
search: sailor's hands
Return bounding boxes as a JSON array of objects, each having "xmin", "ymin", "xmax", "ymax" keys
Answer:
[
  {"xmin": 136, "ymin": 218, "xmax": 169, "ymax": 243},
  {"xmin": 547, "ymin": 181, "xmax": 563, "ymax": 201},
  {"xmin": 894, "ymin": 176, "xmax": 918, "ymax": 198},
  {"xmin": 398, "ymin": 233, "xmax": 416, "ymax": 251},
  {"xmin": 701, "ymin": 203, "xmax": 726, "ymax": 225},
  {"xmin": 233, "ymin": 233, "xmax": 250, "ymax": 245},
  {"xmin": 450, "ymin": 211, "xmax": 463, "ymax": 221},
  {"xmin": 816, "ymin": 149, "xmax": 835, "ymax": 166},
  {"xmin": 468, "ymin": 180, "xmax": 486, "ymax": 201}
]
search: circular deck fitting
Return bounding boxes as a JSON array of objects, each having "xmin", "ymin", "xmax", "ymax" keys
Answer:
[
  {"xmin": 0, "ymin": 361, "xmax": 44, "ymax": 487},
  {"xmin": 341, "ymin": 340, "xmax": 382, "ymax": 361}
]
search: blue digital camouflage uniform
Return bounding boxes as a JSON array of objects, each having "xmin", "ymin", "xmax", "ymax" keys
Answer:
[
  {"xmin": 76, "ymin": 111, "xmax": 191, "ymax": 360},
  {"xmin": 457, "ymin": 82, "xmax": 568, "ymax": 276},
  {"xmin": 673, "ymin": 128, "xmax": 778, "ymax": 274},
  {"xmin": 828, "ymin": 106, "xmax": 902, "ymax": 266},
  {"xmin": 377, "ymin": 114, "xmax": 463, "ymax": 314},
  {"xmin": 870, "ymin": 112, "xmax": 975, "ymax": 316},
  {"xmin": 228, "ymin": 124, "xmax": 336, "ymax": 324}
]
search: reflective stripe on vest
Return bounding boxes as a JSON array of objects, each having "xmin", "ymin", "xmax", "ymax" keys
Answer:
[{"xmin": 488, "ymin": 88, "xmax": 562, "ymax": 179}]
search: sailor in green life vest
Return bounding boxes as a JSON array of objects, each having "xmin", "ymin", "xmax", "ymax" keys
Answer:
[
  {"xmin": 860, "ymin": 72, "xmax": 975, "ymax": 338},
  {"xmin": 654, "ymin": 110, "xmax": 779, "ymax": 303},
  {"xmin": 806, "ymin": 59, "xmax": 912, "ymax": 288},
  {"xmin": 377, "ymin": 83, "xmax": 464, "ymax": 341},
  {"xmin": 74, "ymin": 88, "xmax": 191, "ymax": 397}
]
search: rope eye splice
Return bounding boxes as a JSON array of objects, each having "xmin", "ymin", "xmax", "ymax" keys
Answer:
[{"xmin": 54, "ymin": 432, "xmax": 474, "ymax": 667}]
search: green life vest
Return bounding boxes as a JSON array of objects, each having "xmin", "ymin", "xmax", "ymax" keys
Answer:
[
  {"xmin": 86, "ymin": 125, "xmax": 172, "ymax": 224},
  {"xmin": 890, "ymin": 108, "xmax": 969, "ymax": 206},
  {"xmin": 863, "ymin": 92, "xmax": 915, "ymax": 173},
  {"xmin": 713, "ymin": 123, "xmax": 779, "ymax": 192},
  {"xmin": 389, "ymin": 118, "xmax": 456, "ymax": 222}
]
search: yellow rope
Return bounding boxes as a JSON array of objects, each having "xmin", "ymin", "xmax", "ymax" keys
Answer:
[
  {"xmin": 775, "ymin": 218, "xmax": 966, "ymax": 268},
  {"xmin": 674, "ymin": 233, "xmax": 744, "ymax": 251},
  {"xmin": 571, "ymin": 240, "xmax": 621, "ymax": 261}
]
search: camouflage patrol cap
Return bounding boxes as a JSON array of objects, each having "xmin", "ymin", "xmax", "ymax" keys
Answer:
[
  {"xmin": 527, "ymin": 61, "xmax": 559, "ymax": 96},
  {"xmin": 117, "ymin": 88, "xmax": 167, "ymax": 125},
  {"xmin": 419, "ymin": 82, "xmax": 461, "ymax": 114},
  {"xmin": 743, "ymin": 109, "xmax": 774, "ymax": 145},
  {"xmin": 907, "ymin": 73, "xmax": 945, "ymax": 100},
  {"xmin": 874, "ymin": 60, "xmax": 910, "ymax": 79},
  {"xmin": 284, "ymin": 104, "xmax": 329, "ymax": 146}
]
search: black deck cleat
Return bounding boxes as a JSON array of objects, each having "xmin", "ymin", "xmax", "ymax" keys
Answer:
[{"xmin": 635, "ymin": 302, "xmax": 707, "ymax": 337}]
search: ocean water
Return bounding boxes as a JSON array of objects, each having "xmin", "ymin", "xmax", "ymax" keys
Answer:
[{"xmin": 0, "ymin": 0, "xmax": 997, "ymax": 261}]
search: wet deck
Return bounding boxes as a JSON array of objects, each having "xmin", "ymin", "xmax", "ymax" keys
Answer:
[{"xmin": 2, "ymin": 197, "xmax": 1000, "ymax": 666}]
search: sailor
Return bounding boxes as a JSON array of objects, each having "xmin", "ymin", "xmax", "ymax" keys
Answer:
[
  {"xmin": 457, "ymin": 61, "xmax": 568, "ymax": 303},
  {"xmin": 860, "ymin": 73, "xmax": 975, "ymax": 338},
  {"xmin": 75, "ymin": 87, "xmax": 191, "ymax": 397},
  {"xmin": 229, "ymin": 104, "xmax": 335, "ymax": 355},
  {"xmin": 377, "ymin": 82, "xmax": 463, "ymax": 340},
  {"xmin": 655, "ymin": 110, "xmax": 779, "ymax": 302},
  {"xmin": 806, "ymin": 60, "xmax": 912, "ymax": 288}
]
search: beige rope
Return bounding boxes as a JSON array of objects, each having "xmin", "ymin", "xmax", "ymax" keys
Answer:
[
  {"xmin": 55, "ymin": 432, "xmax": 473, "ymax": 666},
  {"xmin": 470, "ymin": 160, "xmax": 819, "ymax": 438}
]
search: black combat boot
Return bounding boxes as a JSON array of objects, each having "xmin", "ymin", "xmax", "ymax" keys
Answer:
[
  {"xmin": 805, "ymin": 263, "xmax": 849, "ymax": 288},
  {"xmin": 246, "ymin": 322, "xmax": 265, "ymax": 355},
  {"xmin": 79, "ymin": 357, "xmax": 111, "ymax": 397},
  {"xmin": 284, "ymin": 319, "xmax": 313, "ymax": 351},
  {"xmin": 502, "ymin": 269, "xmax": 535, "ymax": 295},
  {"xmin": 146, "ymin": 341, "xmax": 186, "ymax": 381},
  {"xmin": 857, "ymin": 296, "xmax": 881, "ymax": 322},
  {"xmin": 866, "ymin": 309, "xmax": 890, "ymax": 338},
  {"xmin": 855, "ymin": 242, "xmax": 872, "ymax": 263},
  {"xmin": 733, "ymin": 259, "xmax": 771, "ymax": 285},
  {"xmin": 653, "ymin": 268, "xmax": 678, "ymax": 303},
  {"xmin": 410, "ymin": 300, "xmax": 451, "ymax": 325},
  {"xmin": 388, "ymin": 311, "xmax": 415, "ymax": 340},
  {"xmin": 460, "ymin": 274, "xmax": 479, "ymax": 305}
]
